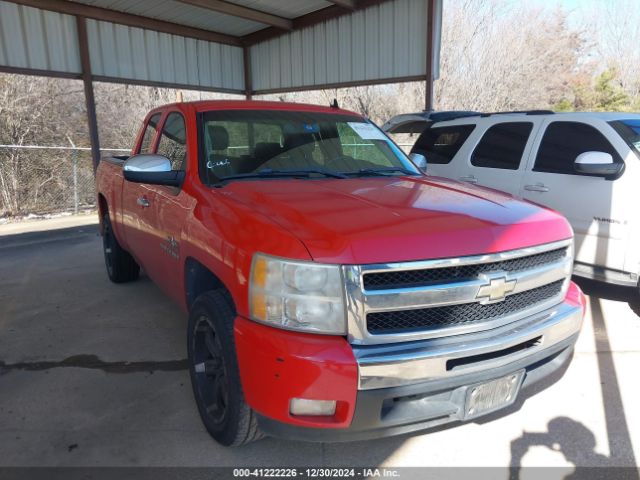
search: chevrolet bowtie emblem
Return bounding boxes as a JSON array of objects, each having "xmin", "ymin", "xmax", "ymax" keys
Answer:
[{"xmin": 476, "ymin": 274, "xmax": 517, "ymax": 303}]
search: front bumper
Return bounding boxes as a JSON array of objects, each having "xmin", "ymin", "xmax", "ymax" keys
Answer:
[
  {"xmin": 257, "ymin": 337, "xmax": 576, "ymax": 442},
  {"xmin": 355, "ymin": 300, "xmax": 583, "ymax": 390},
  {"xmin": 236, "ymin": 282, "xmax": 585, "ymax": 441}
]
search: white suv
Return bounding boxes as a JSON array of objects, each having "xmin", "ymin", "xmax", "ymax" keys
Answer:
[{"xmin": 384, "ymin": 111, "xmax": 640, "ymax": 292}]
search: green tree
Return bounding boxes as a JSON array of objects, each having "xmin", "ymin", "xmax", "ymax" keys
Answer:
[
  {"xmin": 553, "ymin": 69, "xmax": 631, "ymax": 112},
  {"xmin": 591, "ymin": 69, "xmax": 629, "ymax": 111},
  {"xmin": 553, "ymin": 98, "xmax": 574, "ymax": 112}
]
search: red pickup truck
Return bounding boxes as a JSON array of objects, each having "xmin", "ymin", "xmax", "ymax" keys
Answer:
[{"xmin": 95, "ymin": 100, "xmax": 585, "ymax": 446}]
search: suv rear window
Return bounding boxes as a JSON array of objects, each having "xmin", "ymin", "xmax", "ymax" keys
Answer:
[
  {"xmin": 534, "ymin": 121, "xmax": 622, "ymax": 175},
  {"xmin": 411, "ymin": 125, "xmax": 475, "ymax": 164},
  {"xmin": 471, "ymin": 122, "xmax": 533, "ymax": 170}
]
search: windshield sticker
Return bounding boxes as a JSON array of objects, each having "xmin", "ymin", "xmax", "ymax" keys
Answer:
[{"xmin": 347, "ymin": 122, "xmax": 388, "ymax": 141}]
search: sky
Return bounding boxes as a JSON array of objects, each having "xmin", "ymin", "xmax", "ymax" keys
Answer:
[
  {"xmin": 526, "ymin": 0, "xmax": 629, "ymax": 23},
  {"xmin": 517, "ymin": 0, "xmax": 600, "ymax": 20},
  {"xmin": 492, "ymin": 0, "xmax": 638, "ymax": 55},
  {"xmin": 549, "ymin": 0, "xmax": 601, "ymax": 9}
]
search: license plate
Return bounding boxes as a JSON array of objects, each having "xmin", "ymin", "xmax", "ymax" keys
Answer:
[{"xmin": 463, "ymin": 370, "xmax": 525, "ymax": 419}]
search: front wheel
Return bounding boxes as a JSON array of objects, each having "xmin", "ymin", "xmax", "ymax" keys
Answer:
[{"xmin": 187, "ymin": 290, "xmax": 263, "ymax": 446}]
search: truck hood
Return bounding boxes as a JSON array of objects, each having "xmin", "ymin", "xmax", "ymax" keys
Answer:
[{"xmin": 224, "ymin": 176, "xmax": 572, "ymax": 264}]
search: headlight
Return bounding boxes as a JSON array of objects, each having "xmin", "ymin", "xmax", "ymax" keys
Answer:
[
  {"xmin": 563, "ymin": 240, "xmax": 575, "ymax": 290},
  {"xmin": 249, "ymin": 254, "xmax": 346, "ymax": 335}
]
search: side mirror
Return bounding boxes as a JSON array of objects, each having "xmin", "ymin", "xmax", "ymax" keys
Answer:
[
  {"xmin": 123, "ymin": 154, "xmax": 185, "ymax": 187},
  {"xmin": 409, "ymin": 152, "xmax": 428, "ymax": 173},
  {"xmin": 574, "ymin": 151, "xmax": 623, "ymax": 179}
]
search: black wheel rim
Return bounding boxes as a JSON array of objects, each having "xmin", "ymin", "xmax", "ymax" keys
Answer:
[
  {"xmin": 103, "ymin": 221, "xmax": 114, "ymax": 277},
  {"xmin": 192, "ymin": 315, "xmax": 229, "ymax": 426}
]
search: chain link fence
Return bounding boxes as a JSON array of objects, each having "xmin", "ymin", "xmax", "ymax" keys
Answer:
[{"xmin": 0, "ymin": 145, "xmax": 128, "ymax": 219}]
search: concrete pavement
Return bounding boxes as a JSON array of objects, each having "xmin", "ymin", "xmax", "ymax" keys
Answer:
[{"xmin": 0, "ymin": 223, "xmax": 638, "ymax": 472}]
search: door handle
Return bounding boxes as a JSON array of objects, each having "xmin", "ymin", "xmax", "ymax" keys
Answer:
[
  {"xmin": 137, "ymin": 196, "xmax": 150, "ymax": 208},
  {"xmin": 524, "ymin": 183, "xmax": 549, "ymax": 192},
  {"xmin": 459, "ymin": 175, "xmax": 478, "ymax": 184}
]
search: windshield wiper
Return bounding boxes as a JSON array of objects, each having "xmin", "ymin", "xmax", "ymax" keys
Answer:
[
  {"xmin": 343, "ymin": 167, "xmax": 419, "ymax": 177},
  {"xmin": 218, "ymin": 168, "xmax": 348, "ymax": 183}
]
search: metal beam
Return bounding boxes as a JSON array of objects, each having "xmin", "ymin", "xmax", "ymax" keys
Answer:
[
  {"xmin": 327, "ymin": 0, "xmax": 356, "ymax": 9},
  {"xmin": 0, "ymin": 66, "xmax": 244, "ymax": 95},
  {"xmin": 0, "ymin": 65, "xmax": 82, "ymax": 80},
  {"xmin": 75, "ymin": 16, "xmax": 101, "ymax": 172},
  {"xmin": 252, "ymin": 75, "xmax": 427, "ymax": 96},
  {"xmin": 425, "ymin": 0, "xmax": 436, "ymax": 111},
  {"xmin": 243, "ymin": 47, "xmax": 253, "ymax": 99},
  {"xmin": 178, "ymin": 0, "xmax": 292, "ymax": 30},
  {"xmin": 242, "ymin": 0, "xmax": 391, "ymax": 46},
  {"xmin": 92, "ymin": 75, "xmax": 244, "ymax": 96},
  {"xmin": 8, "ymin": 0, "xmax": 241, "ymax": 46}
]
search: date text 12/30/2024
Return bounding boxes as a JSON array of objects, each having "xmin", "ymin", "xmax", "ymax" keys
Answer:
[{"xmin": 233, "ymin": 468, "xmax": 400, "ymax": 478}]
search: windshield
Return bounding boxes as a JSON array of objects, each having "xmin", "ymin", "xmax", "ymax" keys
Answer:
[
  {"xmin": 198, "ymin": 110, "xmax": 419, "ymax": 184},
  {"xmin": 609, "ymin": 119, "xmax": 640, "ymax": 159}
]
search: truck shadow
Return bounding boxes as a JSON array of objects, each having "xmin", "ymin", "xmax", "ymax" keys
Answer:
[
  {"xmin": 510, "ymin": 417, "xmax": 611, "ymax": 477},
  {"xmin": 509, "ymin": 292, "xmax": 638, "ymax": 477},
  {"xmin": 0, "ymin": 224, "xmax": 99, "ymax": 251}
]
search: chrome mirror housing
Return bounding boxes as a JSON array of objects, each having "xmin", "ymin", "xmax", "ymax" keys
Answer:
[
  {"xmin": 124, "ymin": 154, "xmax": 172, "ymax": 173},
  {"xmin": 409, "ymin": 152, "xmax": 427, "ymax": 173},
  {"xmin": 123, "ymin": 154, "xmax": 184, "ymax": 187}
]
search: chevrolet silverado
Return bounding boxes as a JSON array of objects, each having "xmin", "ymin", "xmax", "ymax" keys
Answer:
[{"xmin": 95, "ymin": 100, "xmax": 585, "ymax": 446}]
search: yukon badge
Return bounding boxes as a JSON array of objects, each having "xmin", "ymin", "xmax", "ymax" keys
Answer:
[{"xmin": 476, "ymin": 272, "xmax": 517, "ymax": 304}]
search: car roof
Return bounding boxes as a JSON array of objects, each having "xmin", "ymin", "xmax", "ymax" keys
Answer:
[
  {"xmin": 431, "ymin": 111, "xmax": 640, "ymax": 127},
  {"xmin": 382, "ymin": 110, "xmax": 640, "ymax": 134},
  {"xmin": 149, "ymin": 100, "xmax": 362, "ymax": 118}
]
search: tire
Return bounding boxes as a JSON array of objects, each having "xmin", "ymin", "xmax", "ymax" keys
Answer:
[
  {"xmin": 187, "ymin": 290, "xmax": 263, "ymax": 447},
  {"xmin": 102, "ymin": 214, "xmax": 140, "ymax": 283}
]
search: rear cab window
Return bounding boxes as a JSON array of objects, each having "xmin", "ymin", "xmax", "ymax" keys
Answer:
[
  {"xmin": 533, "ymin": 121, "xmax": 622, "ymax": 176},
  {"xmin": 138, "ymin": 113, "xmax": 161, "ymax": 154},
  {"xmin": 157, "ymin": 112, "xmax": 188, "ymax": 172},
  {"xmin": 411, "ymin": 124, "xmax": 475, "ymax": 164},
  {"xmin": 471, "ymin": 122, "xmax": 533, "ymax": 170}
]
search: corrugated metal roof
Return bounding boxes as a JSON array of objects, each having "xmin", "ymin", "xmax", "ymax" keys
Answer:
[
  {"xmin": 0, "ymin": 2, "xmax": 81, "ymax": 73},
  {"xmin": 68, "ymin": 0, "xmax": 269, "ymax": 36},
  {"xmin": 250, "ymin": 0, "xmax": 433, "ymax": 92},
  {"xmin": 87, "ymin": 18, "xmax": 244, "ymax": 90},
  {"xmin": 0, "ymin": 0, "xmax": 442, "ymax": 95}
]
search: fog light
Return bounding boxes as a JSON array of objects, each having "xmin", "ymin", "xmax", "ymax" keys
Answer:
[{"xmin": 290, "ymin": 398, "xmax": 336, "ymax": 416}]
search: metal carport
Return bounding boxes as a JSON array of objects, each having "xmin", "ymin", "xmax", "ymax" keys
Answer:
[{"xmin": 0, "ymin": 0, "xmax": 442, "ymax": 169}]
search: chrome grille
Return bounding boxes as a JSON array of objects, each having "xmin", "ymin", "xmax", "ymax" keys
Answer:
[
  {"xmin": 342, "ymin": 239, "xmax": 574, "ymax": 345},
  {"xmin": 363, "ymin": 247, "xmax": 568, "ymax": 290},
  {"xmin": 367, "ymin": 280, "xmax": 564, "ymax": 334}
]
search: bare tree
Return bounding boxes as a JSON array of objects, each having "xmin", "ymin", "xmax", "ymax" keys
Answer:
[
  {"xmin": 435, "ymin": 0, "xmax": 588, "ymax": 111},
  {"xmin": 0, "ymin": 75, "xmax": 86, "ymax": 215},
  {"xmin": 585, "ymin": 0, "xmax": 640, "ymax": 98}
]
